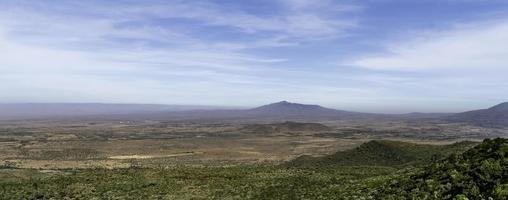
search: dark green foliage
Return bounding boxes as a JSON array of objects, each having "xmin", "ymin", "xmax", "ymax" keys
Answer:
[
  {"xmin": 375, "ymin": 138, "xmax": 508, "ymax": 200},
  {"xmin": 0, "ymin": 166, "xmax": 395, "ymax": 199},
  {"xmin": 287, "ymin": 140, "xmax": 477, "ymax": 168}
]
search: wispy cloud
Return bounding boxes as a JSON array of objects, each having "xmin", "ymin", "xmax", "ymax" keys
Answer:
[
  {"xmin": 0, "ymin": 0, "xmax": 361, "ymax": 106},
  {"xmin": 346, "ymin": 19, "xmax": 508, "ymax": 111},
  {"xmin": 352, "ymin": 20, "xmax": 508, "ymax": 73}
]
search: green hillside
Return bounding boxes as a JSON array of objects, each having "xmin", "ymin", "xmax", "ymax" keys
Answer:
[
  {"xmin": 374, "ymin": 138, "xmax": 508, "ymax": 199},
  {"xmin": 287, "ymin": 140, "xmax": 478, "ymax": 168},
  {"xmin": 1, "ymin": 139, "xmax": 505, "ymax": 199}
]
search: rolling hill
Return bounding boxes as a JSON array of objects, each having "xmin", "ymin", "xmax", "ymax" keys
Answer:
[
  {"xmin": 286, "ymin": 140, "xmax": 478, "ymax": 168},
  {"xmin": 375, "ymin": 138, "xmax": 508, "ymax": 199},
  {"xmin": 148, "ymin": 101, "xmax": 384, "ymax": 121},
  {"xmin": 243, "ymin": 101, "xmax": 372, "ymax": 119},
  {"xmin": 448, "ymin": 102, "xmax": 508, "ymax": 127}
]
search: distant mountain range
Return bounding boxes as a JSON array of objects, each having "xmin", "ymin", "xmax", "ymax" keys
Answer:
[
  {"xmin": 152, "ymin": 101, "xmax": 454, "ymax": 121},
  {"xmin": 0, "ymin": 101, "xmax": 506, "ymax": 126},
  {"xmin": 243, "ymin": 101, "xmax": 375, "ymax": 119},
  {"xmin": 447, "ymin": 102, "xmax": 508, "ymax": 128},
  {"xmin": 0, "ymin": 103, "xmax": 229, "ymax": 120},
  {"xmin": 117, "ymin": 101, "xmax": 376, "ymax": 121}
]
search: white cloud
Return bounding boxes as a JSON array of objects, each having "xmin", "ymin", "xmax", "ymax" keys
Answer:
[
  {"xmin": 108, "ymin": 0, "xmax": 358, "ymax": 41},
  {"xmin": 343, "ymin": 20, "xmax": 508, "ymax": 112},
  {"xmin": 352, "ymin": 20, "xmax": 508, "ymax": 73}
]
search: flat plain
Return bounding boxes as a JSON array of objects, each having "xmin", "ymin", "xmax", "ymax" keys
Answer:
[{"xmin": 1, "ymin": 118, "xmax": 504, "ymax": 169}]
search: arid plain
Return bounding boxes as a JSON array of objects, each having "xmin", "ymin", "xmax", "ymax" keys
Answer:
[{"xmin": 1, "ymin": 118, "xmax": 505, "ymax": 169}]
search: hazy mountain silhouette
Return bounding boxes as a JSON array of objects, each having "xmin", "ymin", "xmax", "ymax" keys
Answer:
[
  {"xmin": 448, "ymin": 102, "xmax": 508, "ymax": 127},
  {"xmin": 0, "ymin": 101, "xmax": 455, "ymax": 121},
  {"xmin": 249, "ymin": 101, "xmax": 336, "ymax": 114},
  {"xmin": 489, "ymin": 102, "xmax": 508, "ymax": 112},
  {"xmin": 0, "ymin": 103, "xmax": 228, "ymax": 120},
  {"xmin": 244, "ymin": 101, "xmax": 367, "ymax": 119}
]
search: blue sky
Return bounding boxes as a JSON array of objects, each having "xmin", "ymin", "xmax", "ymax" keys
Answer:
[{"xmin": 1, "ymin": 0, "xmax": 508, "ymax": 113}]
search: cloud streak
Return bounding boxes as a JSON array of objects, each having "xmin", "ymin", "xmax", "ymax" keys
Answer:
[
  {"xmin": 352, "ymin": 20, "xmax": 508, "ymax": 73},
  {"xmin": 346, "ymin": 19, "xmax": 508, "ymax": 111}
]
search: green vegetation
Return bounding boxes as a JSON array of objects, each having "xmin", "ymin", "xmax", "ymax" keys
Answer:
[
  {"xmin": 0, "ymin": 139, "xmax": 506, "ymax": 199},
  {"xmin": 0, "ymin": 166, "xmax": 395, "ymax": 199},
  {"xmin": 375, "ymin": 138, "xmax": 508, "ymax": 199},
  {"xmin": 287, "ymin": 140, "xmax": 478, "ymax": 167}
]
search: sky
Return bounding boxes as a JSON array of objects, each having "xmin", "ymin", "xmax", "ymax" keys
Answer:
[{"xmin": 1, "ymin": 0, "xmax": 508, "ymax": 113}]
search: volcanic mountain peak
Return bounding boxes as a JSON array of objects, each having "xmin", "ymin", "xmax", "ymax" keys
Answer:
[
  {"xmin": 249, "ymin": 101, "xmax": 330, "ymax": 112},
  {"xmin": 254, "ymin": 101, "xmax": 323, "ymax": 109},
  {"xmin": 488, "ymin": 102, "xmax": 508, "ymax": 112},
  {"xmin": 447, "ymin": 101, "xmax": 508, "ymax": 128}
]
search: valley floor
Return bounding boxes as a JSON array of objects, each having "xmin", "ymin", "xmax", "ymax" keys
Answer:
[
  {"xmin": 1, "ymin": 119, "xmax": 500, "ymax": 169},
  {"xmin": 0, "ymin": 119, "xmax": 506, "ymax": 199}
]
